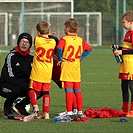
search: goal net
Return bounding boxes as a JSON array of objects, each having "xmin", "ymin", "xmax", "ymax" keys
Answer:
[
  {"xmin": 0, "ymin": 0, "xmax": 102, "ymax": 46},
  {"xmin": 0, "ymin": 13, "xmax": 8, "ymax": 46},
  {"xmin": 22, "ymin": 12, "xmax": 102, "ymax": 46}
]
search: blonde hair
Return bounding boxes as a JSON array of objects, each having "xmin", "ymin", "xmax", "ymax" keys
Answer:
[
  {"xmin": 36, "ymin": 21, "xmax": 50, "ymax": 34},
  {"xmin": 64, "ymin": 18, "xmax": 79, "ymax": 33},
  {"xmin": 122, "ymin": 11, "xmax": 133, "ymax": 22}
]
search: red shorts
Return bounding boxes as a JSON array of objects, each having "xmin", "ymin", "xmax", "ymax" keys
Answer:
[
  {"xmin": 29, "ymin": 80, "xmax": 51, "ymax": 92},
  {"xmin": 63, "ymin": 81, "xmax": 80, "ymax": 90}
]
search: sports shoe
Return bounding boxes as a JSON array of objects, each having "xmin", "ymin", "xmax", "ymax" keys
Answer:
[
  {"xmin": 58, "ymin": 109, "xmax": 78, "ymax": 116},
  {"xmin": 36, "ymin": 112, "xmax": 50, "ymax": 119},
  {"xmin": 7, "ymin": 114, "xmax": 23, "ymax": 120},
  {"xmin": 12, "ymin": 104, "xmax": 30, "ymax": 116},
  {"xmin": 73, "ymin": 109, "xmax": 78, "ymax": 115},
  {"xmin": 3, "ymin": 110, "xmax": 7, "ymax": 117},
  {"xmin": 66, "ymin": 111, "xmax": 74, "ymax": 115},
  {"xmin": 126, "ymin": 110, "xmax": 133, "ymax": 118},
  {"xmin": 77, "ymin": 111, "xmax": 85, "ymax": 118},
  {"xmin": 58, "ymin": 111, "xmax": 66, "ymax": 116}
]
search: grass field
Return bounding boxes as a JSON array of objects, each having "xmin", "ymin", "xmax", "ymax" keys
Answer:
[{"xmin": 0, "ymin": 46, "xmax": 132, "ymax": 133}]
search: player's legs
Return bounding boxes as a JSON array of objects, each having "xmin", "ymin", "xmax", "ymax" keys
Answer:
[
  {"xmin": 0, "ymin": 85, "xmax": 24, "ymax": 119},
  {"xmin": 65, "ymin": 88, "xmax": 73, "ymax": 113},
  {"xmin": 72, "ymin": 92, "xmax": 77, "ymax": 110},
  {"xmin": 129, "ymin": 80, "xmax": 133, "ymax": 110},
  {"xmin": 64, "ymin": 82, "xmax": 74, "ymax": 114},
  {"xmin": 73, "ymin": 82, "xmax": 83, "ymax": 115},
  {"xmin": 28, "ymin": 80, "xmax": 42, "ymax": 116},
  {"xmin": 121, "ymin": 80, "xmax": 129, "ymax": 112},
  {"xmin": 37, "ymin": 83, "xmax": 51, "ymax": 119},
  {"xmin": 126, "ymin": 80, "xmax": 133, "ymax": 117}
]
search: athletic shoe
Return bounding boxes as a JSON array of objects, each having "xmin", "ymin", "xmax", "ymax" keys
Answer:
[
  {"xmin": 58, "ymin": 111, "xmax": 66, "ymax": 116},
  {"xmin": 126, "ymin": 110, "xmax": 133, "ymax": 118},
  {"xmin": 7, "ymin": 114, "xmax": 23, "ymax": 120},
  {"xmin": 3, "ymin": 110, "xmax": 7, "ymax": 117},
  {"xmin": 58, "ymin": 109, "xmax": 78, "ymax": 116},
  {"xmin": 73, "ymin": 109, "xmax": 78, "ymax": 115},
  {"xmin": 36, "ymin": 112, "xmax": 50, "ymax": 119},
  {"xmin": 77, "ymin": 111, "xmax": 85, "ymax": 118},
  {"xmin": 66, "ymin": 111, "xmax": 73, "ymax": 115},
  {"xmin": 78, "ymin": 111, "xmax": 83, "ymax": 115},
  {"xmin": 12, "ymin": 104, "xmax": 30, "ymax": 116}
]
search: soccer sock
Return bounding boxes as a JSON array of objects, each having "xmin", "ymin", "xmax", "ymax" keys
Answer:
[
  {"xmin": 122, "ymin": 102, "xmax": 128, "ymax": 112},
  {"xmin": 65, "ymin": 88, "xmax": 73, "ymax": 112},
  {"xmin": 28, "ymin": 89, "xmax": 38, "ymax": 106},
  {"xmin": 72, "ymin": 92, "xmax": 77, "ymax": 110},
  {"xmin": 43, "ymin": 94, "xmax": 50, "ymax": 113},
  {"xmin": 74, "ymin": 90, "xmax": 83, "ymax": 111}
]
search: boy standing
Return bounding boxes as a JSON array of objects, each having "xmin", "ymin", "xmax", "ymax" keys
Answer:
[
  {"xmin": 57, "ymin": 18, "xmax": 92, "ymax": 116},
  {"xmin": 113, "ymin": 11, "xmax": 133, "ymax": 117},
  {"xmin": 24, "ymin": 21, "xmax": 56, "ymax": 121}
]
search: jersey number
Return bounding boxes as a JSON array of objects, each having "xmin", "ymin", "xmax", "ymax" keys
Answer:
[
  {"xmin": 36, "ymin": 47, "xmax": 54, "ymax": 63},
  {"xmin": 67, "ymin": 45, "xmax": 81, "ymax": 62}
]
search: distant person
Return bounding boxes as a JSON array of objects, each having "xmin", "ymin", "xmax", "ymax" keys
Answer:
[
  {"xmin": 113, "ymin": 11, "xmax": 133, "ymax": 117},
  {"xmin": 24, "ymin": 21, "xmax": 56, "ymax": 121},
  {"xmin": 56, "ymin": 18, "xmax": 92, "ymax": 116},
  {"xmin": 0, "ymin": 32, "xmax": 33, "ymax": 120}
]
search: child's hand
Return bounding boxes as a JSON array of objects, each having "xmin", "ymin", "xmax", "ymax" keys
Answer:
[
  {"xmin": 57, "ymin": 59, "xmax": 66, "ymax": 66},
  {"xmin": 114, "ymin": 50, "xmax": 122, "ymax": 55},
  {"xmin": 57, "ymin": 61, "xmax": 62, "ymax": 66}
]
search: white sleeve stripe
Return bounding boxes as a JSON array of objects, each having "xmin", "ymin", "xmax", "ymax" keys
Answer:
[{"xmin": 7, "ymin": 53, "xmax": 14, "ymax": 77}]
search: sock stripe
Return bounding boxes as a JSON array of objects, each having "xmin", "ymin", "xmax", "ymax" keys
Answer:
[{"xmin": 65, "ymin": 88, "xmax": 73, "ymax": 92}]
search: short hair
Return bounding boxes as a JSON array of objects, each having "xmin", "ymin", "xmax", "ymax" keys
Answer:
[
  {"xmin": 64, "ymin": 18, "xmax": 79, "ymax": 33},
  {"xmin": 122, "ymin": 11, "xmax": 133, "ymax": 22},
  {"xmin": 36, "ymin": 21, "xmax": 50, "ymax": 34}
]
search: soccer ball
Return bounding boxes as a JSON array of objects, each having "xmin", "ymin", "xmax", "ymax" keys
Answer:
[{"xmin": 25, "ymin": 104, "xmax": 31, "ymax": 112}]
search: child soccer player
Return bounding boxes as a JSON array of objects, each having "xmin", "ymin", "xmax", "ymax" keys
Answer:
[
  {"xmin": 56, "ymin": 18, "xmax": 92, "ymax": 116},
  {"xmin": 113, "ymin": 11, "xmax": 133, "ymax": 117},
  {"xmin": 24, "ymin": 21, "xmax": 56, "ymax": 121}
]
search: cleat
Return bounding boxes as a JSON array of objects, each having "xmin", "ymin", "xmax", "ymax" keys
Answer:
[
  {"xmin": 77, "ymin": 111, "xmax": 84, "ymax": 118},
  {"xmin": 36, "ymin": 112, "xmax": 50, "ymax": 119},
  {"xmin": 3, "ymin": 110, "xmax": 7, "ymax": 117},
  {"xmin": 58, "ymin": 111, "xmax": 66, "ymax": 116},
  {"xmin": 58, "ymin": 109, "xmax": 77, "ymax": 116},
  {"xmin": 45, "ymin": 113, "xmax": 50, "ymax": 119},
  {"xmin": 126, "ymin": 110, "xmax": 133, "ymax": 118},
  {"xmin": 7, "ymin": 114, "xmax": 23, "ymax": 120},
  {"xmin": 73, "ymin": 109, "xmax": 78, "ymax": 115},
  {"xmin": 66, "ymin": 111, "xmax": 73, "ymax": 115},
  {"xmin": 12, "ymin": 104, "xmax": 30, "ymax": 116}
]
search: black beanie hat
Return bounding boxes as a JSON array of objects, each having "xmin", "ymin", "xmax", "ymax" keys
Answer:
[{"xmin": 17, "ymin": 32, "xmax": 32, "ymax": 48}]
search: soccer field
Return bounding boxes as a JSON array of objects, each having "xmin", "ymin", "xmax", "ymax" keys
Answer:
[{"xmin": 0, "ymin": 46, "xmax": 132, "ymax": 133}]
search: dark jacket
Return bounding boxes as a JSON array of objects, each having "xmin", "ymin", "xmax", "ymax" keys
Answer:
[{"xmin": 0, "ymin": 48, "xmax": 33, "ymax": 92}]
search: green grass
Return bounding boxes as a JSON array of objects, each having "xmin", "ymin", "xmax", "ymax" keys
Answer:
[{"xmin": 0, "ymin": 46, "xmax": 132, "ymax": 133}]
